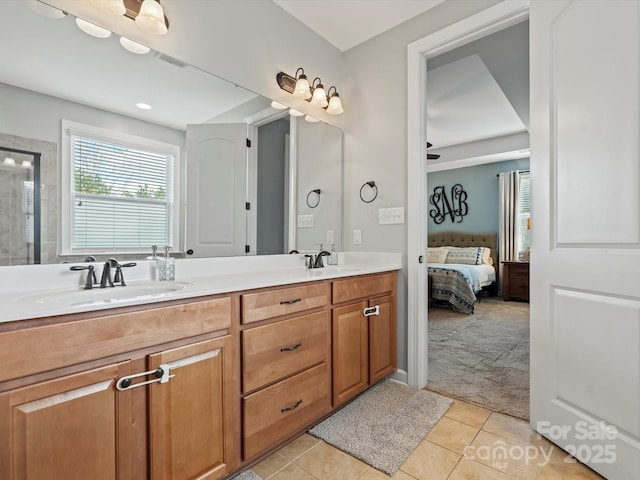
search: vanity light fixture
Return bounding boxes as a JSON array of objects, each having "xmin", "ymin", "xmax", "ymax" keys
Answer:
[
  {"xmin": 289, "ymin": 109, "xmax": 304, "ymax": 117},
  {"xmin": 304, "ymin": 115, "xmax": 319, "ymax": 123},
  {"xmin": 21, "ymin": 160, "xmax": 33, "ymax": 169},
  {"xmin": 27, "ymin": 0, "xmax": 65, "ymax": 19},
  {"xmin": 90, "ymin": 0, "xmax": 126, "ymax": 16},
  {"xmin": 135, "ymin": 0, "xmax": 168, "ymax": 35},
  {"xmin": 3, "ymin": 157, "xmax": 16, "ymax": 167},
  {"xmin": 276, "ymin": 68, "xmax": 343, "ymax": 115},
  {"xmin": 76, "ymin": 17, "xmax": 112, "ymax": 38}
]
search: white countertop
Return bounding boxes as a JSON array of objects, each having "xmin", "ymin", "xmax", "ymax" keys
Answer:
[{"xmin": 0, "ymin": 252, "xmax": 402, "ymax": 324}]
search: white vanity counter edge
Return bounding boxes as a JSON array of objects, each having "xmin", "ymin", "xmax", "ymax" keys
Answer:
[{"xmin": 0, "ymin": 252, "xmax": 402, "ymax": 324}]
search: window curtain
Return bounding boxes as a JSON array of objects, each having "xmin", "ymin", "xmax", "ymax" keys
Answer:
[{"xmin": 498, "ymin": 170, "xmax": 521, "ymax": 292}]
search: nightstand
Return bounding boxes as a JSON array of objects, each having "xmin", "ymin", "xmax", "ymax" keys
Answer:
[{"xmin": 502, "ymin": 261, "xmax": 530, "ymax": 302}]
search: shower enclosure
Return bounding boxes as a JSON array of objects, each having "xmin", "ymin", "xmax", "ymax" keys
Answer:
[{"xmin": 0, "ymin": 146, "xmax": 41, "ymax": 265}]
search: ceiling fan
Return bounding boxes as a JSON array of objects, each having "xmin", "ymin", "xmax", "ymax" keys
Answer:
[{"xmin": 427, "ymin": 142, "xmax": 440, "ymax": 160}]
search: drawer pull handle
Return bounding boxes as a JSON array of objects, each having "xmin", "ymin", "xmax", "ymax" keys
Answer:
[
  {"xmin": 281, "ymin": 399, "xmax": 303, "ymax": 413},
  {"xmin": 363, "ymin": 305, "xmax": 380, "ymax": 317},
  {"xmin": 280, "ymin": 342, "xmax": 302, "ymax": 352},
  {"xmin": 280, "ymin": 297, "xmax": 302, "ymax": 305}
]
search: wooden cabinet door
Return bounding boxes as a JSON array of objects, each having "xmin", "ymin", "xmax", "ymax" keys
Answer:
[
  {"xmin": 0, "ymin": 362, "xmax": 132, "ymax": 480},
  {"xmin": 368, "ymin": 295, "xmax": 397, "ymax": 385},
  {"xmin": 332, "ymin": 301, "xmax": 368, "ymax": 406},
  {"xmin": 148, "ymin": 336, "xmax": 235, "ymax": 480}
]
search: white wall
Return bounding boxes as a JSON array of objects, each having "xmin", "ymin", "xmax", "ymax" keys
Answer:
[{"xmin": 341, "ymin": 0, "xmax": 502, "ymax": 372}]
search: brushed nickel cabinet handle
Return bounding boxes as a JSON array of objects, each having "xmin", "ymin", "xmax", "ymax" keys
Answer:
[
  {"xmin": 280, "ymin": 297, "xmax": 302, "ymax": 305},
  {"xmin": 281, "ymin": 399, "xmax": 303, "ymax": 413},
  {"xmin": 280, "ymin": 342, "xmax": 302, "ymax": 352}
]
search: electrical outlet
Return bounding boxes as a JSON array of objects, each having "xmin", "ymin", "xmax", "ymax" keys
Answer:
[
  {"xmin": 353, "ymin": 229, "xmax": 362, "ymax": 245},
  {"xmin": 378, "ymin": 207, "xmax": 405, "ymax": 225},
  {"xmin": 297, "ymin": 214, "xmax": 314, "ymax": 228}
]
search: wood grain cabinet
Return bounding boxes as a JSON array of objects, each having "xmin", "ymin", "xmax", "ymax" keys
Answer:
[
  {"xmin": 0, "ymin": 296, "xmax": 236, "ymax": 480},
  {"xmin": 502, "ymin": 261, "xmax": 530, "ymax": 302},
  {"xmin": 331, "ymin": 273, "xmax": 397, "ymax": 407}
]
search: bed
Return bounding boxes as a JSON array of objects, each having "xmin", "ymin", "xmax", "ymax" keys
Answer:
[{"xmin": 427, "ymin": 232, "xmax": 498, "ymax": 314}]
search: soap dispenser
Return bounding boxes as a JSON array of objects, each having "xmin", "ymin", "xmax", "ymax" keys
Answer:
[{"xmin": 328, "ymin": 244, "xmax": 338, "ymax": 265}]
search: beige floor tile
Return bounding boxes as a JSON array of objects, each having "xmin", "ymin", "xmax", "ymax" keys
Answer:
[
  {"xmin": 426, "ymin": 417, "xmax": 479, "ymax": 454},
  {"xmin": 269, "ymin": 463, "xmax": 317, "ymax": 480},
  {"xmin": 533, "ymin": 444, "xmax": 606, "ymax": 480},
  {"xmin": 252, "ymin": 451, "xmax": 291, "ymax": 479},
  {"xmin": 358, "ymin": 467, "xmax": 419, "ymax": 479},
  {"xmin": 295, "ymin": 442, "xmax": 368, "ymax": 480},
  {"xmin": 278, "ymin": 433, "xmax": 322, "ymax": 461},
  {"xmin": 400, "ymin": 440, "xmax": 460, "ymax": 480},
  {"xmin": 465, "ymin": 430, "xmax": 539, "ymax": 480},
  {"xmin": 483, "ymin": 413, "xmax": 542, "ymax": 446},
  {"xmin": 448, "ymin": 457, "xmax": 518, "ymax": 480},
  {"xmin": 445, "ymin": 400, "xmax": 492, "ymax": 429}
]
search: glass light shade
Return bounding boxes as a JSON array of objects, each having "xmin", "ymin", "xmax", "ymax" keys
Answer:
[
  {"xmin": 310, "ymin": 85, "xmax": 328, "ymax": 108},
  {"xmin": 292, "ymin": 76, "xmax": 311, "ymax": 99},
  {"xmin": 27, "ymin": 0, "xmax": 65, "ymax": 19},
  {"xmin": 289, "ymin": 109, "xmax": 304, "ymax": 117},
  {"xmin": 304, "ymin": 115, "xmax": 319, "ymax": 123},
  {"xmin": 90, "ymin": 0, "xmax": 126, "ymax": 15},
  {"xmin": 270, "ymin": 100, "xmax": 288, "ymax": 110},
  {"xmin": 76, "ymin": 18, "xmax": 112, "ymax": 38},
  {"xmin": 135, "ymin": 0, "xmax": 168, "ymax": 35},
  {"xmin": 327, "ymin": 93, "xmax": 344, "ymax": 115},
  {"xmin": 21, "ymin": 160, "xmax": 33, "ymax": 169},
  {"xmin": 3, "ymin": 157, "xmax": 16, "ymax": 166},
  {"xmin": 120, "ymin": 37, "xmax": 151, "ymax": 54}
]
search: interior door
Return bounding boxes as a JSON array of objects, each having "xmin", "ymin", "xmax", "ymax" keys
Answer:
[
  {"xmin": 530, "ymin": 1, "xmax": 640, "ymax": 478},
  {"xmin": 186, "ymin": 123, "xmax": 247, "ymax": 257}
]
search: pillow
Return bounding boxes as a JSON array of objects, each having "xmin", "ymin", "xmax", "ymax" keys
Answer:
[
  {"xmin": 427, "ymin": 247, "xmax": 449, "ymax": 264},
  {"xmin": 445, "ymin": 246, "xmax": 490, "ymax": 265}
]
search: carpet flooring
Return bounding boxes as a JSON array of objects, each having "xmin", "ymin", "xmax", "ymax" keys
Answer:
[
  {"xmin": 308, "ymin": 379, "xmax": 452, "ymax": 476},
  {"xmin": 427, "ymin": 297, "xmax": 530, "ymax": 420}
]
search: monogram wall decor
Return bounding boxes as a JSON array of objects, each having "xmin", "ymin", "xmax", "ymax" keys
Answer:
[{"xmin": 429, "ymin": 184, "xmax": 468, "ymax": 224}]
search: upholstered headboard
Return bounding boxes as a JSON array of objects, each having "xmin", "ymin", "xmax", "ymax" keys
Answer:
[{"xmin": 428, "ymin": 231, "xmax": 498, "ymax": 276}]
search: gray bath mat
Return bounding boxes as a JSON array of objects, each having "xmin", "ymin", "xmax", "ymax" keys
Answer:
[{"xmin": 308, "ymin": 379, "xmax": 452, "ymax": 476}]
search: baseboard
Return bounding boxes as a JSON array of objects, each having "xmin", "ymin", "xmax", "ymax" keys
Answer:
[{"xmin": 391, "ymin": 369, "xmax": 408, "ymax": 384}]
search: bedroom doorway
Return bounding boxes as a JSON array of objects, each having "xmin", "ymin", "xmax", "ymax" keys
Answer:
[{"xmin": 406, "ymin": 0, "xmax": 530, "ymax": 404}]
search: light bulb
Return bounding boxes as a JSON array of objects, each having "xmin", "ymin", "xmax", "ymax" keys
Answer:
[
  {"xmin": 76, "ymin": 18, "xmax": 112, "ymax": 38},
  {"xmin": 270, "ymin": 100, "xmax": 287, "ymax": 110},
  {"xmin": 304, "ymin": 115, "xmax": 319, "ymax": 123},
  {"xmin": 310, "ymin": 84, "xmax": 328, "ymax": 108},
  {"xmin": 120, "ymin": 37, "xmax": 151, "ymax": 54},
  {"xmin": 292, "ymin": 75, "xmax": 311, "ymax": 99},
  {"xmin": 90, "ymin": 0, "xmax": 126, "ymax": 15},
  {"xmin": 289, "ymin": 109, "xmax": 304, "ymax": 117},
  {"xmin": 135, "ymin": 0, "xmax": 168, "ymax": 35},
  {"xmin": 327, "ymin": 93, "xmax": 344, "ymax": 115}
]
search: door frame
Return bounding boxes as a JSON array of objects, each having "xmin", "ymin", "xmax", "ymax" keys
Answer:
[{"xmin": 406, "ymin": 0, "xmax": 530, "ymax": 388}]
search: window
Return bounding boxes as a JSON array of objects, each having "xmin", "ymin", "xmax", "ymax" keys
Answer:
[
  {"xmin": 517, "ymin": 172, "xmax": 531, "ymax": 254},
  {"xmin": 62, "ymin": 121, "xmax": 180, "ymax": 255}
]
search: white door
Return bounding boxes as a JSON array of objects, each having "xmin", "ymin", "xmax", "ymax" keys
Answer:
[
  {"xmin": 185, "ymin": 123, "xmax": 247, "ymax": 257},
  {"xmin": 530, "ymin": 1, "xmax": 640, "ymax": 478}
]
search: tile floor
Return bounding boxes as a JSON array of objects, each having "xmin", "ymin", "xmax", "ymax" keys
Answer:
[{"xmin": 250, "ymin": 396, "xmax": 605, "ymax": 480}]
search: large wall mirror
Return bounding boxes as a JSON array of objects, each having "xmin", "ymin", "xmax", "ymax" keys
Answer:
[{"xmin": 0, "ymin": 1, "xmax": 343, "ymax": 266}]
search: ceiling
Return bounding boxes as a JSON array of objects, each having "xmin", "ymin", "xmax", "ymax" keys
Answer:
[{"xmin": 273, "ymin": 0, "xmax": 445, "ymax": 51}]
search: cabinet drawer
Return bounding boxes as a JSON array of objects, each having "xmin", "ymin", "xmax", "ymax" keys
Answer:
[
  {"xmin": 242, "ymin": 363, "xmax": 330, "ymax": 459},
  {"xmin": 241, "ymin": 282, "xmax": 329, "ymax": 325},
  {"xmin": 242, "ymin": 311, "xmax": 329, "ymax": 393},
  {"xmin": 332, "ymin": 272, "xmax": 396, "ymax": 305}
]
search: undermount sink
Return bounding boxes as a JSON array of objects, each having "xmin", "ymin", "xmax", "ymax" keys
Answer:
[{"xmin": 15, "ymin": 281, "xmax": 192, "ymax": 308}]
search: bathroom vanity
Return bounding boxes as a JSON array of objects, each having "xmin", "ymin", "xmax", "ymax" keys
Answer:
[{"xmin": 0, "ymin": 253, "xmax": 400, "ymax": 480}]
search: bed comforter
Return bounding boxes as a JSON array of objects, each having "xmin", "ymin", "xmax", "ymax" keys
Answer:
[{"xmin": 428, "ymin": 263, "xmax": 494, "ymax": 314}]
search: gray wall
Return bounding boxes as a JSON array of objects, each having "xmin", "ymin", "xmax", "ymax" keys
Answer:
[
  {"xmin": 342, "ymin": 0, "xmax": 502, "ymax": 372},
  {"xmin": 427, "ymin": 158, "xmax": 530, "ymax": 235},
  {"xmin": 257, "ymin": 118, "xmax": 290, "ymax": 255}
]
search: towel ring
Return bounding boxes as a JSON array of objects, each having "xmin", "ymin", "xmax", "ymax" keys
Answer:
[
  {"xmin": 359, "ymin": 181, "xmax": 378, "ymax": 203},
  {"xmin": 306, "ymin": 189, "xmax": 321, "ymax": 208}
]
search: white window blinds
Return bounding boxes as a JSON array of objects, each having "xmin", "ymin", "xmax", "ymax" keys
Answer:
[{"xmin": 70, "ymin": 134, "xmax": 175, "ymax": 251}]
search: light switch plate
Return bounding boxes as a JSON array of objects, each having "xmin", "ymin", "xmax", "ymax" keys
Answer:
[
  {"xmin": 297, "ymin": 214, "xmax": 314, "ymax": 228},
  {"xmin": 353, "ymin": 229, "xmax": 362, "ymax": 245},
  {"xmin": 326, "ymin": 230, "xmax": 334, "ymax": 244},
  {"xmin": 378, "ymin": 207, "xmax": 405, "ymax": 225}
]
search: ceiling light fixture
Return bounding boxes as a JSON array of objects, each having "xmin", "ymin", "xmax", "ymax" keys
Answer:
[
  {"xmin": 76, "ymin": 17, "xmax": 112, "ymax": 38},
  {"xmin": 276, "ymin": 68, "xmax": 343, "ymax": 115},
  {"xmin": 120, "ymin": 36, "xmax": 151, "ymax": 54}
]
